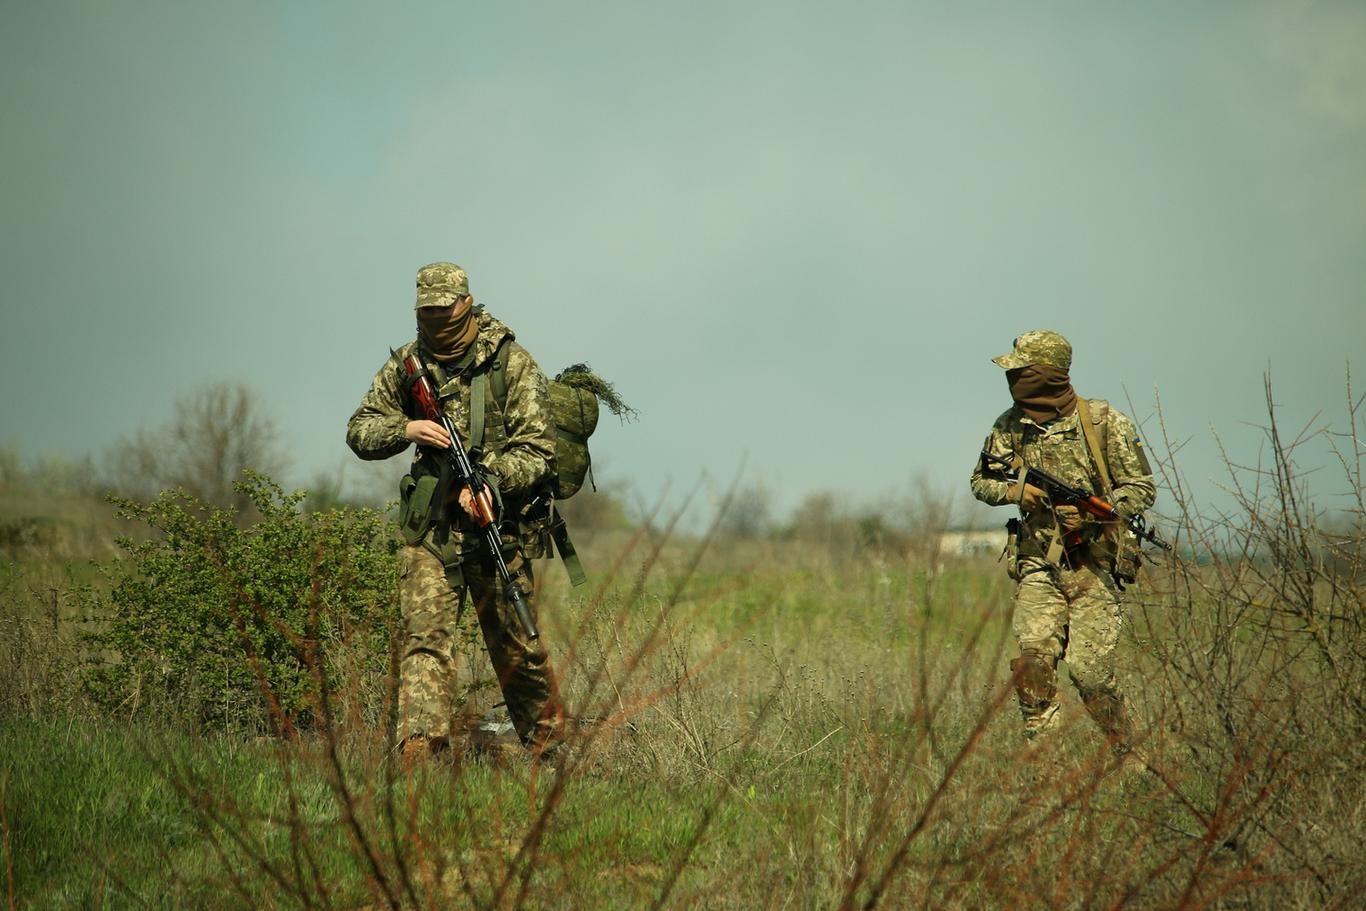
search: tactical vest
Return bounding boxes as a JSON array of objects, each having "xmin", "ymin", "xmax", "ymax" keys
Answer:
[
  {"xmin": 394, "ymin": 346, "xmax": 512, "ymax": 566},
  {"xmin": 398, "ymin": 334, "xmax": 597, "ymax": 586},
  {"xmin": 1006, "ymin": 398, "xmax": 1112, "ymax": 495},
  {"xmin": 1005, "ymin": 399, "xmax": 1135, "ymax": 578}
]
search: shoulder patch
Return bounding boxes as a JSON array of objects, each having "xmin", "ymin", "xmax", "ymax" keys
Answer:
[{"xmin": 1133, "ymin": 437, "xmax": 1153, "ymax": 474}]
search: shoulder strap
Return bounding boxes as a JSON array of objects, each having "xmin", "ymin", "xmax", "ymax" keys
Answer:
[
  {"xmin": 469, "ymin": 339, "xmax": 513, "ymax": 449},
  {"xmin": 470, "ymin": 371, "xmax": 486, "ymax": 449},
  {"xmin": 1008, "ymin": 421, "xmax": 1025, "ymax": 469},
  {"xmin": 1075, "ymin": 398, "xmax": 1114, "ymax": 497},
  {"xmin": 492, "ymin": 339, "xmax": 510, "ymax": 411}
]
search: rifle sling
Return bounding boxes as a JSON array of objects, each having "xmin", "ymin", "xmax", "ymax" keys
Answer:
[
  {"xmin": 1075, "ymin": 398, "xmax": 1114, "ymax": 498},
  {"xmin": 1076, "ymin": 396, "xmax": 1130, "ymax": 558}
]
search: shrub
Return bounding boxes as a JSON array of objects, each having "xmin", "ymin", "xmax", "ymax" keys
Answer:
[{"xmin": 81, "ymin": 472, "xmax": 399, "ymax": 731}]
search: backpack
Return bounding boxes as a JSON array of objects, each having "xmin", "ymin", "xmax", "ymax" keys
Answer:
[
  {"xmin": 544, "ymin": 366, "xmax": 609, "ymax": 498},
  {"xmin": 472, "ymin": 341, "xmax": 635, "ymax": 585}
]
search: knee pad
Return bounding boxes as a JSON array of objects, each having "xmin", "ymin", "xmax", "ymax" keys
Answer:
[{"xmin": 1009, "ymin": 651, "xmax": 1057, "ymax": 710}]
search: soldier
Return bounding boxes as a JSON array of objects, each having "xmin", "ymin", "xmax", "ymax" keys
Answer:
[
  {"xmin": 970, "ymin": 330, "xmax": 1156, "ymax": 757},
  {"xmin": 347, "ymin": 263, "xmax": 563, "ymax": 763}
]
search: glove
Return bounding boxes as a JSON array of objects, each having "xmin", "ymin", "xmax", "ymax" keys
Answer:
[
  {"xmin": 1006, "ymin": 482, "xmax": 1049, "ymax": 513},
  {"xmin": 1054, "ymin": 504, "xmax": 1084, "ymax": 533},
  {"xmin": 1112, "ymin": 497, "xmax": 1137, "ymax": 519}
]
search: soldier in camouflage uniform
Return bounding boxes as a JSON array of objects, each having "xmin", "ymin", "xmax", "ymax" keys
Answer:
[
  {"xmin": 970, "ymin": 330, "xmax": 1156, "ymax": 754},
  {"xmin": 347, "ymin": 263, "xmax": 563, "ymax": 761}
]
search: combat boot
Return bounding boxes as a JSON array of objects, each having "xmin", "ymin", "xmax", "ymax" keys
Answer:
[
  {"xmin": 1023, "ymin": 701, "xmax": 1063, "ymax": 741},
  {"xmin": 400, "ymin": 734, "xmax": 448, "ymax": 770},
  {"xmin": 467, "ymin": 706, "xmax": 521, "ymax": 767}
]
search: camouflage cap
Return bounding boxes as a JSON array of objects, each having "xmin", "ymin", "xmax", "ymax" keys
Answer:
[
  {"xmin": 992, "ymin": 330, "xmax": 1072, "ymax": 371},
  {"xmin": 415, "ymin": 262, "xmax": 470, "ymax": 309}
]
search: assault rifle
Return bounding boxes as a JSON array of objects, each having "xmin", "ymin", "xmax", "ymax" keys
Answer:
[
  {"xmin": 979, "ymin": 450, "xmax": 1171, "ymax": 552},
  {"xmin": 396, "ymin": 348, "xmax": 540, "ymax": 641}
]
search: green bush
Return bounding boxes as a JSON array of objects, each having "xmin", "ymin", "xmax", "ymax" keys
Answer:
[{"xmin": 81, "ymin": 472, "xmax": 399, "ymax": 731}]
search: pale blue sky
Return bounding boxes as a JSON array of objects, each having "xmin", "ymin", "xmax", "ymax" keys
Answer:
[{"xmin": 3, "ymin": 1, "xmax": 1363, "ymax": 522}]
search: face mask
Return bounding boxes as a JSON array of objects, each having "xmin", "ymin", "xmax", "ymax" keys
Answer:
[
  {"xmin": 417, "ymin": 297, "xmax": 477, "ymax": 362},
  {"xmin": 1007, "ymin": 365, "xmax": 1077, "ymax": 423}
]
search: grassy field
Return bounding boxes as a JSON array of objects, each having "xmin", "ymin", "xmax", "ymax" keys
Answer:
[{"xmin": 2, "ymin": 464, "xmax": 1364, "ymax": 909}]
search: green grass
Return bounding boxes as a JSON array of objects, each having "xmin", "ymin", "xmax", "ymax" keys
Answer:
[
  {"xmin": 0, "ymin": 716, "xmax": 777, "ymax": 909},
  {"xmin": 2, "ymin": 492, "xmax": 1363, "ymax": 909},
  {"xmin": 3, "ymin": 718, "xmax": 215, "ymax": 908}
]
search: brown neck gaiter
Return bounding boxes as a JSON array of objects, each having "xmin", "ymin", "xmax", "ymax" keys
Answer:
[
  {"xmin": 1007, "ymin": 365, "xmax": 1078, "ymax": 424},
  {"xmin": 417, "ymin": 298, "xmax": 478, "ymax": 362}
]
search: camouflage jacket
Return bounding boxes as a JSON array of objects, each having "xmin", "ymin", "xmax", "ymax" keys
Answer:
[
  {"xmin": 970, "ymin": 399, "xmax": 1156, "ymax": 561},
  {"xmin": 346, "ymin": 310, "xmax": 555, "ymax": 547}
]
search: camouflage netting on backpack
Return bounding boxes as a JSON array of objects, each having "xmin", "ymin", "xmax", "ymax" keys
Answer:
[{"xmin": 550, "ymin": 364, "xmax": 636, "ymax": 499}]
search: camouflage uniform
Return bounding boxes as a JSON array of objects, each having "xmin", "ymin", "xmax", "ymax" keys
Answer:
[
  {"xmin": 970, "ymin": 331, "xmax": 1156, "ymax": 749},
  {"xmin": 346, "ymin": 263, "xmax": 563, "ymax": 751}
]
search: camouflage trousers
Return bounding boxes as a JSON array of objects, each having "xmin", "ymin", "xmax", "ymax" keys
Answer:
[
  {"xmin": 1009, "ymin": 556, "xmax": 1132, "ymax": 749},
  {"xmin": 398, "ymin": 542, "xmax": 563, "ymax": 750}
]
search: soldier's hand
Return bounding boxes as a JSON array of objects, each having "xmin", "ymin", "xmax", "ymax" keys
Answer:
[
  {"xmin": 1054, "ymin": 504, "xmax": 1084, "ymax": 533},
  {"xmin": 1007, "ymin": 482, "xmax": 1049, "ymax": 512},
  {"xmin": 405, "ymin": 420, "xmax": 451, "ymax": 449},
  {"xmin": 457, "ymin": 486, "xmax": 479, "ymax": 519},
  {"xmin": 456, "ymin": 485, "xmax": 499, "ymax": 523}
]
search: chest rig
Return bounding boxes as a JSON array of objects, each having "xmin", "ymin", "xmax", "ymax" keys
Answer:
[
  {"xmin": 397, "ymin": 337, "xmax": 585, "ymax": 587},
  {"xmin": 1007, "ymin": 398, "xmax": 1115, "ymax": 567}
]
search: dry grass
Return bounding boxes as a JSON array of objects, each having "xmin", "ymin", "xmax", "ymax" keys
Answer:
[{"xmin": 2, "ymin": 376, "xmax": 1364, "ymax": 908}]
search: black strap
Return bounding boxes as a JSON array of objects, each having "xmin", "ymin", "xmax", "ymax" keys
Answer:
[{"xmin": 549, "ymin": 504, "xmax": 587, "ymax": 586}]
